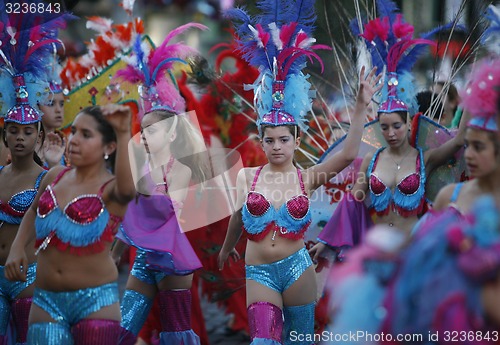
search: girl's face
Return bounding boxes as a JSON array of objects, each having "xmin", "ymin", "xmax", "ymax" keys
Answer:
[
  {"xmin": 464, "ymin": 128, "xmax": 499, "ymax": 178},
  {"xmin": 140, "ymin": 112, "xmax": 174, "ymax": 155},
  {"xmin": 67, "ymin": 113, "xmax": 112, "ymax": 166},
  {"xmin": 379, "ymin": 112, "xmax": 408, "ymax": 148},
  {"xmin": 261, "ymin": 126, "xmax": 300, "ymax": 165},
  {"xmin": 4, "ymin": 123, "xmax": 39, "ymax": 158},
  {"xmin": 39, "ymin": 93, "xmax": 65, "ymax": 130}
]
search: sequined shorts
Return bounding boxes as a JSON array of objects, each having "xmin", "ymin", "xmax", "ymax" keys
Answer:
[
  {"xmin": 245, "ymin": 247, "xmax": 313, "ymax": 293},
  {"xmin": 0, "ymin": 263, "xmax": 36, "ymax": 300},
  {"xmin": 32, "ymin": 282, "xmax": 119, "ymax": 327},
  {"xmin": 131, "ymin": 249, "xmax": 168, "ymax": 285}
]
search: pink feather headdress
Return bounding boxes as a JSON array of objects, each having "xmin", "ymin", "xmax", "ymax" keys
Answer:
[
  {"xmin": 460, "ymin": 58, "xmax": 500, "ymax": 132},
  {"xmin": 114, "ymin": 23, "xmax": 207, "ymax": 117},
  {"xmin": 354, "ymin": 0, "xmax": 435, "ymax": 115}
]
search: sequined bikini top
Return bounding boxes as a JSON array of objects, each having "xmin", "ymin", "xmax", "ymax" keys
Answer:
[
  {"xmin": 0, "ymin": 166, "xmax": 47, "ymax": 224},
  {"xmin": 35, "ymin": 168, "xmax": 122, "ymax": 255},
  {"xmin": 368, "ymin": 147, "xmax": 426, "ymax": 217},
  {"xmin": 242, "ymin": 166, "xmax": 311, "ymax": 241}
]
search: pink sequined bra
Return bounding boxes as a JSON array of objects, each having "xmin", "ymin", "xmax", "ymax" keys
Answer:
[
  {"xmin": 35, "ymin": 168, "xmax": 122, "ymax": 255},
  {"xmin": 242, "ymin": 166, "xmax": 311, "ymax": 241},
  {"xmin": 368, "ymin": 147, "xmax": 426, "ymax": 217}
]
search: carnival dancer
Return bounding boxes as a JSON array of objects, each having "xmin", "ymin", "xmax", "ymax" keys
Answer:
[
  {"xmin": 432, "ymin": 65, "xmax": 500, "ymax": 214},
  {"xmin": 34, "ymin": 42, "xmax": 68, "ymax": 169},
  {"xmin": 0, "ymin": 7, "xmax": 70, "ymax": 344},
  {"xmin": 218, "ymin": 1, "xmax": 382, "ymax": 343},
  {"xmin": 323, "ymin": 6, "xmax": 500, "ymax": 339},
  {"xmin": 322, "ymin": 58, "xmax": 500, "ymax": 345},
  {"xmin": 387, "ymin": 55, "xmax": 500, "ymax": 342},
  {"xmin": 111, "ymin": 24, "xmax": 208, "ymax": 345},
  {"xmin": 38, "ymin": 80, "xmax": 68, "ymax": 169},
  {"xmin": 5, "ymin": 103, "xmax": 135, "ymax": 345},
  {"xmin": 310, "ymin": 0, "xmax": 470, "ymax": 261},
  {"xmin": 0, "ymin": 78, "xmax": 47, "ymax": 345},
  {"xmin": 177, "ymin": 39, "xmax": 267, "ymax": 339},
  {"xmin": 321, "ymin": 6, "xmax": 500, "ymax": 341}
]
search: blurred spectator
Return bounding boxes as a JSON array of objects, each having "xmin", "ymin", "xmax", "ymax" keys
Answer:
[
  {"xmin": 431, "ymin": 81, "xmax": 462, "ymax": 128},
  {"xmin": 416, "ymin": 90, "xmax": 444, "ymax": 122}
]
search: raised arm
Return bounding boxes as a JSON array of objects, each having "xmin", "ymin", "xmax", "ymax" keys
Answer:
[
  {"xmin": 101, "ymin": 104, "xmax": 136, "ymax": 204},
  {"xmin": 305, "ymin": 67, "xmax": 382, "ymax": 191},
  {"xmin": 217, "ymin": 168, "xmax": 248, "ymax": 270},
  {"xmin": 424, "ymin": 110, "xmax": 470, "ymax": 173},
  {"xmin": 5, "ymin": 166, "xmax": 64, "ymax": 281},
  {"xmin": 43, "ymin": 132, "xmax": 66, "ymax": 168}
]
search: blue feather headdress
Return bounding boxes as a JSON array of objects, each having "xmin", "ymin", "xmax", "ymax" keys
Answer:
[
  {"xmin": 227, "ymin": 0, "xmax": 330, "ymax": 134},
  {"xmin": 482, "ymin": 4, "xmax": 500, "ymax": 56},
  {"xmin": 0, "ymin": 1, "xmax": 69, "ymax": 124},
  {"xmin": 351, "ymin": 0, "xmax": 434, "ymax": 116}
]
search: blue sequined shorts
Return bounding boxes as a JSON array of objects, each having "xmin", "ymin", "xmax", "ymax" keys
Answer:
[
  {"xmin": 0, "ymin": 263, "xmax": 36, "ymax": 300},
  {"xmin": 131, "ymin": 249, "xmax": 168, "ymax": 285},
  {"xmin": 246, "ymin": 247, "xmax": 313, "ymax": 293},
  {"xmin": 32, "ymin": 282, "xmax": 119, "ymax": 327}
]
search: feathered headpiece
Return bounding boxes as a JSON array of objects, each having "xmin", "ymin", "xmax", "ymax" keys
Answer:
[
  {"xmin": 460, "ymin": 58, "xmax": 500, "ymax": 132},
  {"xmin": 59, "ymin": 0, "xmax": 144, "ymax": 131},
  {"xmin": 114, "ymin": 23, "xmax": 207, "ymax": 117},
  {"xmin": 61, "ymin": 15, "xmax": 144, "ymax": 89},
  {"xmin": 44, "ymin": 43, "xmax": 64, "ymax": 100},
  {"xmin": 461, "ymin": 5, "xmax": 500, "ymax": 132},
  {"xmin": 227, "ymin": 0, "xmax": 330, "ymax": 133},
  {"xmin": 482, "ymin": 4, "xmax": 500, "ymax": 56},
  {"xmin": 0, "ymin": 1, "xmax": 68, "ymax": 124},
  {"xmin": 352, "ymin": 0, "xmax": 434, "ymax": 115}
]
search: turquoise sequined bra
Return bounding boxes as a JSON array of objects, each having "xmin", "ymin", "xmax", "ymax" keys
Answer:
[{"xmin": 0, "ymin": 166, "xmax": 47, "ymax": 224}]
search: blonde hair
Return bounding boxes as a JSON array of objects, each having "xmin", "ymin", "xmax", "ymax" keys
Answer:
[{"xmin": 147, "ymin": 110, "xmax": 211, "ymax": 183}]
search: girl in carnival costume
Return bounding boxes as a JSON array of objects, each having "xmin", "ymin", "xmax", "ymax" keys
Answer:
[
  {"xmin": 177, "ymin": 40, "xmax": 267, "ymax": 338},
  {"xmin": 5, "ymin": 95, "xmax": 135, "ymax": 345},
  {"xmin": 433, "ymin": 61, "xmax": 500, "ymax": 214},
  {"xmin": 218, "ymin": 1, "xmax": 382, "ymax": 343},
  {"xmin": 322, "ymin": 6, "xmax": 500, "ymax": 343},
  {"xmin": 310, "ymin": 0, "xmax": 470, "ymax": 261},
  {"xmin": 0, "ymin": 5, "xmax": 69, "ymax": 344},
  {"xmin": 111, "ymin": 23, "xmax": 209, "ymax": 345},
  {"xmin": 385, "ymin": 7, "xmax": 500, "ymax": 339},
  {"xmin": 38, "ymin": 58, "xmax": 69, "ymax": 169},
  {"xmin": 433, "ymin": 5, "xmax": 500, "ymax": 214}
]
